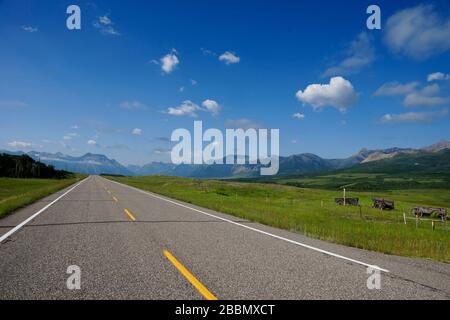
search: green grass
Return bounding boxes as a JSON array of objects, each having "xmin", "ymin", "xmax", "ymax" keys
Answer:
[
  {"xmin": 0, "ymin": 175, "xmax": 86, "ymax": 218},
  {"xmin": 106, "ymin": 175, "xmax": 450, "ymax": 263},
  {"xmin": 271, "ymin": 172, "xmax": 450, "ymax": 191}
]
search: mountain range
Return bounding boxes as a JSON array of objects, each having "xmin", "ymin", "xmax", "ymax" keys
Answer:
[{"xmin": 1, "ymin": 140, "xmax": 449, "ymax": 178}]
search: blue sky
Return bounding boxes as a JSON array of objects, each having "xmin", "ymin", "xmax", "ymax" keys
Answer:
[{"xmin": 1, "ymin": 0, "xmax": 449, "ymax": 165}]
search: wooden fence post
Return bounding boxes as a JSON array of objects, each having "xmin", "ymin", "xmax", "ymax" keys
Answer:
[{"xmin": 403, "ymin": 212, "xmax": 407, "ymax": 225}]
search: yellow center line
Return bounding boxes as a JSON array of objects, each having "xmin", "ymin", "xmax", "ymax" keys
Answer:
[
  {"xmin": 107, "ymin": 190, "xmax": 112, "ymax": 195},
  {"xmin": 124, "ymin": 208, "xmax": 136, "ymax": 221},
  {"xmin": 163, "ymin": 250, "xmax": 217, "ymax": 300},
  {"xmin": 112, "ymin": 196, "xmax": 118, "ymax": 202}
]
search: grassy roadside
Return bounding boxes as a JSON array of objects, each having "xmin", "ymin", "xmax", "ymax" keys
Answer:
[
  {"xmin": 0, "ymin": 175, "xmax": 86, "ymax": 219},
  {"xmin": 106, "ymin": 175, "xmax": 450, "ymax": 263}
]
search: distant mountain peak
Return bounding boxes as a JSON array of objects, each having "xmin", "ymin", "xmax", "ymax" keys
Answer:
[
  {"xmin": 1, "ymin": 139, "xmax": 448, "ymax": 178},
  {"xmin": 422, "ymin": 140, "xmax": 450, "ymax": 152}
]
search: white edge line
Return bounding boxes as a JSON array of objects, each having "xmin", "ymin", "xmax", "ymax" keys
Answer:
[
  {"xmin": 105, "ymin": 177, "xmax": 390, "ymax": 273},
  {"xmin": 0, "ymin": 176, "xmax": 90, "ymax": 243}
]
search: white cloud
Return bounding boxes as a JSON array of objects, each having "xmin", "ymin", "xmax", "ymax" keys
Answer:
[
  {"xmin": 292, "ymin": 113, "xmax": 305, "ymax": 120},
  {"xmin": 384, "ymin": 5, "xmax": 450, "ymax": 60},
  {"xmin": 158, "ymin": 50, "xmax": 179, "ymax": 74},
  {"xmin": 225, "ymin": 118, "xmax": 263, "ymax": 130},
  {"xmin": 165, "ymin": 99, "xmax": 221, "ymax": 117},
  {"xmin": 428, "ymin": 72, "xmax": 450, "ymax": 82},
  {"xmin": 380, "ymin": 109, "xmax": 448, "ymax": 124},
  {"xmin": 219, "ymin": 51, "xmax": 240, "ymax": 65},
  {"xmin": 63, "ymin": 133, "xmax": 79, "ymax": 140},
  {"xmin": 296, "ymin": 76, "xmax": 358, "ymax": 112},
  {"xmin": 374, "ymin": 81, "xmax": 419, "ymax": 96},
  {"xmin": 179, "ymin": 86, "xmax": 185, "ymax": 92},
  {"xmin": 87, "ymin": 139, "xmax": 98, "ymax": 146},
  {"xmin": 98, "ymin": 15, "xmax": 112, "ymax": 25},
  {"xmin": 202, "ymin": 99, "xmax": 221, "ymax": 116},
  {"xmin": 166, "ymin": 100, "xmax": 201, "ymax": 117},
  {"xmin": 190, "ymin": 79, "xmax": 197, "ymax": 85},
  {"xmin": 7, "ymin": 141, "xmax": 34, "ymax": 149},
  {"xmin": 93, "ymin": 15, "xmax": 121, "ymax": 36},
  {"xmin": 132, "ymin": 128, "xmax": 142, "ymax": 135},
  {"xmin": 0, "ymin": 100, "xmax": 27, "ymax": 108},
  {"xmin": 403, "ymin": 84, "xmax": 450, "ymax": 107},
  {"xmin": 119, "ymin": 100, "xmax": 147, "ymax": 110},
  {"xmin": 323, "ymin": 32, "xmax": 375, "ymax": 77},
  {"xmin": 71, "ymin": 125, "xmax": 79, "ymax": 129},
  {"xmin": 22, "ymin": 25, "xmax": 38, "ymax": 33}
]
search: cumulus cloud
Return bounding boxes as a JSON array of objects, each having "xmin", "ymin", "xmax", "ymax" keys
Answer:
[
  {"xmin": 87, "ymin": 139, "xmax": 98, "ymax": 146},
  {"xmin": 296, "ymin": 76, "xmax": 358, "ymax": 112},
  {"xmin": 22, "ymin": 25, "xmax": 38, "ymax": 33},
  {"xmin": 119, "ymin": 100, "xmax": 147, "ymax": 110},
  {"xmin": 166, "ymin": 100, "xmax": 201, "ymax": 117},
  {"xmin": 374, "ymin": 81, "xmax": 419, "ymax": 96},
  {"xmin": 292, "ymin": 113, "xmax": 305, "ymax": 120},
  {"xmin": 202, "ymin": 99, "xmax": 221, "ymax": 116},
  {"xmin": 380, "ymin": 109, "xmax": 448, "ymax": 124},
  {"xmin": 403, "ymin": 84, "xmax": 450, "ymax": 107},
  {"xmin": 322, "ymin": 32, "xmax": 375, "ymax": 77},
  {"xmin": 165, "ymin": 99, "xmax": 221, "ymax": 117},
  {"xmin": 7, "ymin": 141, "xmax": 34, "ymax": 149},
  {"xmin": 93, "ymin": 14, "xmax": 121, "ymax": 36},
  {"xmin": 132, "ymin": 128, "xmax": 142, "ymax": 135},
  {"xmin": 156, "ymin": 49, "xmax": 179, "ymax": 74},
  {"xmin": 428, "ymin": 72, "xmax": 450, "ymax": 82},
  {"xmin": 384, "ymin": 5, "xmax": 450, "ymax": 60},
  {"xmin": 219, "ymin": 51, "xmax": 240, "ymax": 65}
]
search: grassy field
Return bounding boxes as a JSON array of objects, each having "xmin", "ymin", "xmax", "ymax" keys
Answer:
[
  {"xmin": 106, "ymin": 175, "xmax": 449, "ymax": 262},
  {"xmin": 268, "ymin": 172, "xmax": 450, "ymax": 191},
  {"xmin": 0, "ymin": 175, "xmax": 86, "ymax": 218}
]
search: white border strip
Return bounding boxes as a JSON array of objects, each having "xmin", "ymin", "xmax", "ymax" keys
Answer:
[
  {"xmin": 0, "ymin": 176, "xmax": 90, "ymax": 243},
  {"xmin": 105, "ymin": 177, "xmax": 389, "ymax": 273}
]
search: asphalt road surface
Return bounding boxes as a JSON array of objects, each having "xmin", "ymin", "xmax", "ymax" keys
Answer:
[{"xmin": 0, "ymin": 176, "xmax": 449, "ymax": 299}]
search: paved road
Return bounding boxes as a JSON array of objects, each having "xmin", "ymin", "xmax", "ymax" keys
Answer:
[{"xmin": 0, "ymin": 176, "xmax": 449, "ymax": 299}]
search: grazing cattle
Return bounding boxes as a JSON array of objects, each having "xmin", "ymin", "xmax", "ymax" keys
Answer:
[
  {"xmin": 372, "ymin": 198, "xmax": 395, "ymax": 210},
  {"xmin": 411, "ymin": 207, "xmax": 448, "ymax": 220}
]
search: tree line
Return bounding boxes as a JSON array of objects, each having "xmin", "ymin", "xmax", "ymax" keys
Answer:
[{"xmin": 0, "ymin": 154, "xmax": 69, "ymax": 179}]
